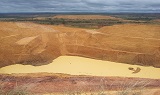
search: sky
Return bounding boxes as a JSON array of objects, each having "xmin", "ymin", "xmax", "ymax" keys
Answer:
[{"xmin": 0, "ymin": 0, "xmax": 160, "ymax": 13}]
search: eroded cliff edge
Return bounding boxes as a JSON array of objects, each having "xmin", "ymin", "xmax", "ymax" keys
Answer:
[{"xmin": 0, "ymin": 22, "xmax": 160, "ymax": 67}]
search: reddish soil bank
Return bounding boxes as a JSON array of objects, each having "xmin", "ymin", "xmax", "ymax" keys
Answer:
[{"xmin": 0, "ymin": 73, "xmax": 160, "ymax": 94}]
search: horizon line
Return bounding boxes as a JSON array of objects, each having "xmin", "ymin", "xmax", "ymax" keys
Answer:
[{"xmin": 0, "ymin": 11, "xmax": 160, "ymax": 14}]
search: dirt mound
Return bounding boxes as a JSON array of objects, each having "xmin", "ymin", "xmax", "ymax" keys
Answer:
[
  {"xmin": 53, "ymin": 15, "xmax": 123, "ymax": 20},
  {"xmin": 0, "ymin": 22, "xmax": 61, "ymax": 67},
  {"xmin": 0, "ymin": 22, "xmax": 160, "ymax": 67},
  {"xmin": 98, "ymin": 24, "xmax": 160, "ymax": 39}
]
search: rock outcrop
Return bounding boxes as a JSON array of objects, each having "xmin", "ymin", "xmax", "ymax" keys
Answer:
[{"xmin": 0, "ymin": 22, "xmax": 160, "ymax": 67}]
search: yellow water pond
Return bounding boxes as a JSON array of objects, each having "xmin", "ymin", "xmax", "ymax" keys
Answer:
[{"xmin": 0, "ymin": 56, "xmax": 160, "ymax": 79}]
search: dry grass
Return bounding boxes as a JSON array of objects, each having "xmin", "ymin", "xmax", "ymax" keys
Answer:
[
  {"xmin": 0, "ymin": 74, "xmax": 159, "ymax": 95},
  {"xmin": 51, "ymin": 79, "xmax": 152, "ymax": 95},
  {"xmin": 0, "ymin": 80, "xmax": 34, "ymax": 95}
]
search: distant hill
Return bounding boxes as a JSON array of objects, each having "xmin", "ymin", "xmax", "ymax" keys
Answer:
[{"xmin": 53, "ymin": 15, "xmax": 123, "ymax": 20}]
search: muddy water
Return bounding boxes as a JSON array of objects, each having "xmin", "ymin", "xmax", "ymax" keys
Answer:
[{"xmin": 0, "ymin": 56, "xmax": 160, "ymax": 79}]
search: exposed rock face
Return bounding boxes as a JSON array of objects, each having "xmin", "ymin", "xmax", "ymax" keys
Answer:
[{"xmin": 0, "ymin": 22, "xmax": 160, "ymax": 67}]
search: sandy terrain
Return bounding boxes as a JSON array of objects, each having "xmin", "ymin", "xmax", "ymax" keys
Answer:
[
  {"xmin": 0, "ymin": 22, "xmax": 160, "ymax": 68},
  {"xmin": 0, "ymin": 21, "xmax": 160, "ymax": 95},
  {"xmin": 98, "ymin": 24, "xmax": 160, "ymax": 39}
]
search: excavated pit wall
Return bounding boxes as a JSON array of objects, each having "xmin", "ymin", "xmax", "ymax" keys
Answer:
[{"xmin": 0, "ymin": 22, "xmax": 160, "ymax": 67}]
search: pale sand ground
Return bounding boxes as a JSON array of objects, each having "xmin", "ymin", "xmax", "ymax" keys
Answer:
[{"xmin": 0, "ymin": 56, "xmax": 160, "ymax": 79}]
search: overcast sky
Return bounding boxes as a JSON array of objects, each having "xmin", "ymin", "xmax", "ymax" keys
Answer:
[{"xmin": 0, "ymin": 0, "xmax": 160, "ymax": 13}]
